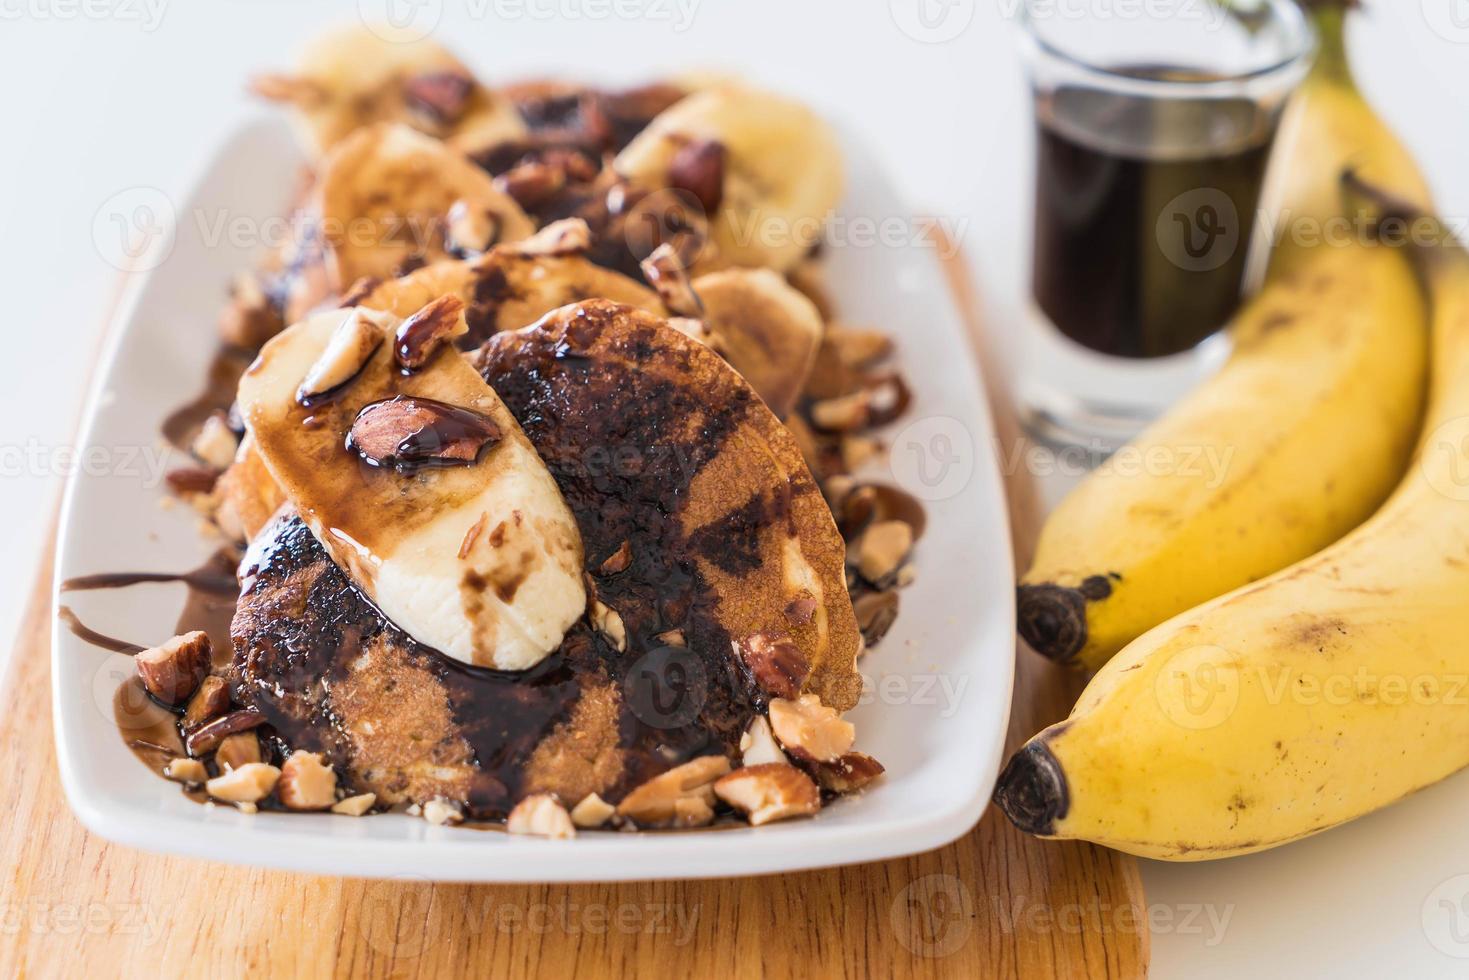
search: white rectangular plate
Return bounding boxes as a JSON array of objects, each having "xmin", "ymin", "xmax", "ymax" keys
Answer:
[{"xmin": 53, "ymin": 115, "xmax": 1015, "ymax": 882}]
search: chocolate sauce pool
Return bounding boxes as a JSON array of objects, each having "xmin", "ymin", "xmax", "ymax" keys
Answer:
[
  {"xmin": 160, "ymin": 348, "xmax": 252, "ymax": 451},
  {"xmin": 60, "ymin": 549, "xmax": 242, "ymax": 781}
]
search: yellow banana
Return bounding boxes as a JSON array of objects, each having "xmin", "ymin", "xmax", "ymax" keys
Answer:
[
  {"xmin": 1017, "ymin": 1, "xmax": 1434, "ymax": 671},
  {"xmin": 1018, "ymin": 240, "xmax": 1427, "ymax": 670},
  {"xmin": 1264, "ymin": 2, "xmax": 1432, "ymax": 280},
  {"xmin": 997, "ymin": 214, "xmax": 1469, "ymax": 861}
]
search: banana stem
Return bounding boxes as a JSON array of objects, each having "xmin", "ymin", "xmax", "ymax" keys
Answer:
[{"xmin": 1308, "ymin": 9, "xmax": 1353, "ymax": 86}]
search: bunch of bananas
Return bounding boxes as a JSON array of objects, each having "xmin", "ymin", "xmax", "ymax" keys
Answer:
[{"xmin": 999, "ymin": 2, "xmax": 1469, "ymax": 860}]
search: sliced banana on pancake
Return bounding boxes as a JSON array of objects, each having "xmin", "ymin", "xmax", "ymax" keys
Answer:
[
  {"xmin": 236, "ymin": 300, "xmax": 585, "ymax": 671},
  {"xmin": 614, "ymin": 85, "xmax": 844, "ymax": 273},
  {"xmin": 476, "ymin": 300, "xmax": 862, "ymax": 710},
  {"xmin": 357, "ymin": 241, "xmax": 820, "ymax": 411},
  {"xmin": 693, "ymin": 268, "xmax": 823, "ymax": 418},
  {"xmin": 317, "ymin": 123, "xmax": 535, "ymax": 290},
  {"xmin": 357, "ymin": 238, "xmax": 663, "ymax": 348},
  {"xmin": 251, "ymin": 24, "xmax": 527, "ymax": 160}
]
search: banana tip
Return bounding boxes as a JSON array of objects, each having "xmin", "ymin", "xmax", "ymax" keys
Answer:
[
  {"xmin": 1016, "ymin": 576, "xmax": 1111, "ymax": 664},
  {"xmin": 993, "ymin": 740, "xmax": 1069, "ymax": 836}
]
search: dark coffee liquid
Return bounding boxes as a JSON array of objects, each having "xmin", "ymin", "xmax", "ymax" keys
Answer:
[{"xmin": 1032, "ymin": 69, "xmax": 1279, "ymax": 358}]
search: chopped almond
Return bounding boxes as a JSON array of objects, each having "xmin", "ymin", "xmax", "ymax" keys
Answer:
[
  {"xmin": 508, "ymin": 794, "xmax": 576, "ymax": 839},
  {"xmin": 714, "ymin": 764, "xmax": 820, "ymax": 826},
  {"xmin": 768, "ymin": 695, "xmax": 854, "ymax": 763}
]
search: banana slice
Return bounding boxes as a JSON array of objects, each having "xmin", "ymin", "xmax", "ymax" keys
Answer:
[
  {"xmin": 692, "ymin": 267, "xmax": 823, "ymax": 418},
  {"xmin": 236, "ymin": 303, "xmax": 585, "ymax": 671},
  {"xmin": 476, "ymin": 300, "xmax": 862, "ymax": 710},
  {"xmin": 357, "ymin": 246, "xmax": 662, "ymax": 348},
  {"xmin": 251, "ymin": 24, "xmax": 527, "ymax": 160},
  {"xmin": 358, "ymin": 246, "xmax": 820, "ymax": 413},
  {"xmin": 614, "ymin": 85, "xmax": 844, "ymax": 272},
  {"xmin": 214, "ymin": 433, "xmax": 287, "ymax": 542},
  {"xmin": 316, "ymin": 123, "xmax": 535, "ymax": 290}
]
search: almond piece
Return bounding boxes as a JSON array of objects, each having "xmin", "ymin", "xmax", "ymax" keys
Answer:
[
  {"xmin": 493, "ymin": 160, "xmax": 567, "ymax": 210},
  {"xmin": 853, "ymin": 589, "xmax": 900, "ymax": 647},
  {"xmin": 809, "ymin": 376, "xmax": 910, "ymax": 433},
  {"xmin": 135, "ymin": 631, "xmax": 212, "ymax": 706},
  {"xmin": 621, "ymin": 186, "xmax": 710, "ymax": 269},
  {"xmin": 640, "ymin": 243, "xmax": 703, "ymax": 317},
  {"xmin": 569, "ymin": 793, "xmax": 616, "ymax": 829},
  {"xmin": 616, "ymin": 756, "xmax": 730, "ymax": 829},
  {"xmin": 422, "ymin": 798, "xmax": 464, "ymax": 826},
  {"xmin": 332, "ymin": 793, "xmax": 377, "ymax": 817},
  {"xmin": 856, "ymin": 520, "xmax": 913, "ymax": 585},
  {"xmin": 205, "ymin": 763, "xmax": 280, "ymax": 804},
  {"xmin": 295, "ymin": 308, "xmax": 386, "ymax": 406},
  {"xmin": 591, "ymin": 599, "xmax": 628, "ymax": 652},
  {"xmin": 840, "ymin": 435, "xmax": 881, "ymax": 472},
  {"xmin": 181, "ymin": 675, "xmax": 231, "ymax": 731},
  {"xmin": 827, "ymin": 325, "xmax": 894, "ymax": 369},
  {"xmin": 740, "ymin": 715, "xmax": 788, "ymax": 768},
  {"xmin": 802, "ymin": 751, "xmax": 886, "ymax": 794},
  {"xmin": 597, "ymin": 540, "xmax": 633, "ymax": 576},
  {"xmin": 184, "ymin": 708, "xmax": 265, "ymax": 758},
  {"xmin": 667, "ymin": 139, "xmax": 727, "ymax": 216},
  {"xmin": 215, "ymin": 731, "xmax": 262, "ymax": 772},
  {"xmin": 165, "ymin": 467, "xmax": 221, "ymax": 497},
  {"xmin": 403, "ymin": 70, "xmax": 473, "ymax": 127},
  {"xmin": 164, "ymin": 758, "xmax": 208, "ymax": 785},
  {"xmin": 784, "ymin": 596, "xmax": 818, "ymax": 626},
  {"xmin": 767, "ymin": 695, "xmax": 854, "ymax": 763},
  {"xmin": 507, "ymin": 794, "xmax": 576, "ymax": 839},
  {"xmin": 655, "ymin": 628, "xmax": 687, "ymax": 648},
  {"xmin": 192, "ymin": 414, "xmax": 240, "ymax": 470},
  {"xmin": 218, "ymin": 272, "xmax": 284, "ymax": 349},
  {"xmin": 347, "ymin": 396, "xmax": 502, "ymax": 473},
  {"xmin": 445, "ymin": 199, "xmax": 504, "ymax": 257},
  {"xmin": 502, "ymin": 217, "xmax": 592, "ymax": 257},
  {"xmin": 714, "ymin": 763, "xmax": 820, "ymax": 826},
  {"xmin": 734, "ymin": 632, "xmax": 809, "ymax": 700},
  {"xmin": 394, "ymin": 295, "xmax": 469, "ymax": 371},
  {"xmin": 278, "ymin": 751, "xmax": 339, "ymax": 811}
]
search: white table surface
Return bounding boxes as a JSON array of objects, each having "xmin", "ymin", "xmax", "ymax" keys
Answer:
[{"xmin": 3, "ymin": 1, "xmax": 1467, "ymax": 975}]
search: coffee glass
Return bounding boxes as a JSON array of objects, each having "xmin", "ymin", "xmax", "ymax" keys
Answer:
[{"xmin": 1016, "ymin": 0, "xmax": 1314, "ymax": 449}]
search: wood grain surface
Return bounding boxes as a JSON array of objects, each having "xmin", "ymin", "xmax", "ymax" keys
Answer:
[{"xmin": 0, "ymin": 250, "xmax": 1148, "ymax": 979}]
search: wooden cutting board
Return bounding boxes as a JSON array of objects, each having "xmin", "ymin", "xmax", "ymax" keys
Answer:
[{"xmin": 0, "ymin": 249, "xmax": 1147, "ymax": 978}]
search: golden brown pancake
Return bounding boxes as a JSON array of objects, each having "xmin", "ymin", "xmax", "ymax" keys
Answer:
[{"xmin": 229, "ymin": 300, "xmax": 861, "ymax": 817}]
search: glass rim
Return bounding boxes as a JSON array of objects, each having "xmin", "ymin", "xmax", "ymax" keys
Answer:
[{"xmin": 1018, "ymin": 0, "xmax": 1317, "ymax": 95}]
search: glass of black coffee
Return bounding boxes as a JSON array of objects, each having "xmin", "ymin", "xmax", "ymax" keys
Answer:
[{"xmin": 1017, "ymin": 0, "xmax": 1314, "ymax": 447}]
